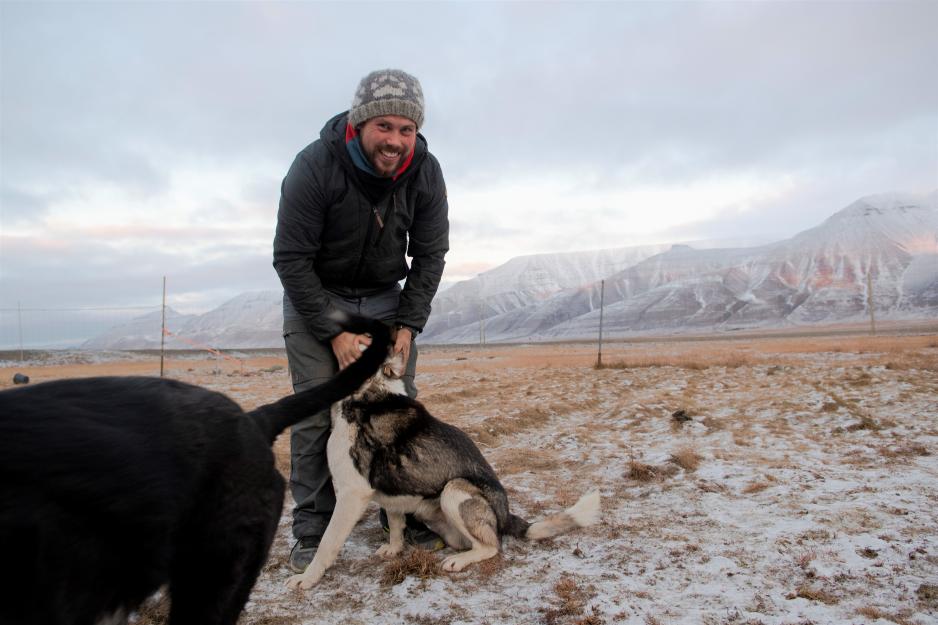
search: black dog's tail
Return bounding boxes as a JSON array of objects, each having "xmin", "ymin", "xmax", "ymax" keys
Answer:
[{"xmin": 249, "ymin": 311, "xmax": 390, "ymax": 443}]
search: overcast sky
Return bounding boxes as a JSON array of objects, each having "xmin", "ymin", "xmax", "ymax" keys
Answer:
[{"xmin": 2, "ymin": 0, "xmax": 937, "ymax": 334}]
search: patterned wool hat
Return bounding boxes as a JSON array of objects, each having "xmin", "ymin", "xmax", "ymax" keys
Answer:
[{"xmin": 349, "ymin": 69, "xmax": 425, "ymax": 129}]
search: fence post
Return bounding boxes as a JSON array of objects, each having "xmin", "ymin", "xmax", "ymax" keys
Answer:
[
  {"xmin": 17, "ymin": 301, "xmax": 24, "ymax": 362},
  {"xmin": 597, "ymin": 280, "xmax": 604, "ymax": 367},
  {"xmin": 478, "ymin": 297, "xmax": 485, "ymax": 347},
  {"xmin": 160, "ymin": 276, "xmax": 167, "ymax": 377}
]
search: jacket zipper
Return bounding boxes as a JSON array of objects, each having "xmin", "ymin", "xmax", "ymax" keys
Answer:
[
  {"xmin": 351, "ymin": 190, "xmax": 397, "ymax": 284},
  {"xmin": 372, "ymin": 191, "xmax": 396, "ymax": 248}
]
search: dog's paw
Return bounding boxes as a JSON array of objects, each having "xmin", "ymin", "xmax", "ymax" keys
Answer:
[
  {"xmin": 441, "ymin": 554, "xmax": 469, "ymax": 572},
  {"xmin": 286, "ymin": 572, "xmax": 321, "ymax": 590},
  {"xmin": 376, "ymin": 542, "xmax": 403, "ymax": 558}
]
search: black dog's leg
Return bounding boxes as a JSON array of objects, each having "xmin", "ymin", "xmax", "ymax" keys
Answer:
[{"xmin": 168, "ymin": 477, "xmax": 284, "ymax": 625}]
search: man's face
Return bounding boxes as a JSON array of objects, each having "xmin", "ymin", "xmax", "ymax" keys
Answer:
[{"xmin": 358, "ymin": 115, "xmax": 417, "ymax": 178}]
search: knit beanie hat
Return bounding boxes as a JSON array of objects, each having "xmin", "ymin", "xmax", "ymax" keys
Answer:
[{"xmin": 349, "ymin": 69, "xmax": 425, "ymax": 129}]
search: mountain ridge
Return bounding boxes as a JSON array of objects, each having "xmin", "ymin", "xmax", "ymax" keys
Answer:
[{"xmin": 83, "ymin": 190, "xmax": 938, "ymax": 349}]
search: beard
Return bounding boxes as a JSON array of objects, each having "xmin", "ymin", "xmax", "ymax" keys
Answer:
[{"xmin": 365, "ymin": 142, "xmax": 409, "ymax": 178}]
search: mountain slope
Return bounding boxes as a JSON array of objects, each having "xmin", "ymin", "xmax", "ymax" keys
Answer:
[
  {"xmin": 420, "ymin": 244, "xmax": 672, "ymax": 341},
  {"xmin": 535, "ymin": 191, "xmax": 938, "ymax": 339},
  {"xmin": 81, "ymin": 292, "xmax": 282, "ymax": 350},
  {"xmin": 83, "ymin": 191, "xmax": 938, "ymax": 349}
]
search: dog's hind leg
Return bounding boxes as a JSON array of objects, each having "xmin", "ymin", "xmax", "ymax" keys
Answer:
[
  {"xmin": 376, "ymin": 510, "xmax": 406, "ymax": 558},
  {"xmin": 438, "ymin": 479, "xmax": 499, "ymax": 572},
  {"xmin": 417, "ymin": 502, "xmax": 471, "ymax": 550},
  {"xmin": 169, "ymin": 477, "xmax": 283, "ymax": 625},
  {"xmin": 286, "ymin": 489, "xmax": 372, "ymax": 590}
]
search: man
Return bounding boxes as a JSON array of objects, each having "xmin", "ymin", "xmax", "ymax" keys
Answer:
[{"xmin": 273, "ymin": 69, "xmax": 449, "ymax": 573}]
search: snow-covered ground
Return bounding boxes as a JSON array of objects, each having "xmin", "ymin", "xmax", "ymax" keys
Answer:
[
  {"xmin": 8, "ymin": 335, "xmax": 936, "ymax": 624},
  {"xmin": 231, "ymin": 338, "xmax": 938, "ymax": 624}
]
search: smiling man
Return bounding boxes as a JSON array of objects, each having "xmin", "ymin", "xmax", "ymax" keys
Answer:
[{"xmin": 273, "ymin": 69, "xmax": 450, "ymax": 573}]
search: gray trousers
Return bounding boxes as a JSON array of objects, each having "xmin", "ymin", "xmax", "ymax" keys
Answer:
[{"xmin": 282, "ymin": 286, "xmax": 417, "ymax": 540}]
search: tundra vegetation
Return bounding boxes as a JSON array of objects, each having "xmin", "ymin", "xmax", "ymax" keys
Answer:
[{"xmin": 4, "ymin": 327, "xmax": 937, "ymax": 625}]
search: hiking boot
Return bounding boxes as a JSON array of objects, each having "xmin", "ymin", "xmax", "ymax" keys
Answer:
[
  {"xmin": 378, "ymin": 509, "xmax": 445, "ymax": 552},
  {"xmin": 404, "ymin": 525, "xmax": 445, "ymax": 551},
  {"xmin": 288, "ymin": 535, "xmax": 321, "ymax": 573}
]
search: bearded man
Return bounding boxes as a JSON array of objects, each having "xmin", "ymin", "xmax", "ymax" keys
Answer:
[{"xmin": 273, "ymin": 69, "xmax": 449, "ymax": 573}]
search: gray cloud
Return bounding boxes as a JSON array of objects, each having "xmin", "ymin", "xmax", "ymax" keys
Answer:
[{"xmin": 1, "ymin": 0, "xmax": 936, "ymax": 326}]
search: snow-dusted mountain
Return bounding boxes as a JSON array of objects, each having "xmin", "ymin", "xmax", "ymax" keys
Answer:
[
  {"xmin": 425, "ymin": 190, "xmax": 938, "ymax": 342},
  {"xmin": 84, "ymin": 191, "xmax": 938, "ymax": 349},
  {"xmin": 81, "ymin": 292, "xmax": 282, "ymax": 350},
  {"xmin": 82, "ymin": 308, "xmax": 197, "ymax": 350},
  {"xmin": 174, "ymin": 291, "xmax": 283, "ymax": 348},
  {"xmin": 419, "ymin": 244, "xmax": 673, "ymax": 341},
  {"xmin": 530, "ymin": 191, "xmax": 938, "ymax": 340}
]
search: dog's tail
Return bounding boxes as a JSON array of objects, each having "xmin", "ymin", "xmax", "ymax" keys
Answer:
[
  {"xmin": 249, "ymin": 311, "xmax": 390, "ymax": 444},
  {"xmin": 505, "ymin": 491, "xmax": 601, "ymax": 540}
]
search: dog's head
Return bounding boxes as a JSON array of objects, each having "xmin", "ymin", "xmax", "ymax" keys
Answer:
[{"xmin": 351, "ymin": 330, "xmax": 407, "ymax": 400}]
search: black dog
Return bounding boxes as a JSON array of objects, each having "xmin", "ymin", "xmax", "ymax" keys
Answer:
[{"xmin": 0, "ymin": 313, "xmax": 389, "ymax": 625}]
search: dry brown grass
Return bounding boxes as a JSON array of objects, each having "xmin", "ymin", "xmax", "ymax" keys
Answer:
[
  {"xmin": 790, "ymin": 584, "xmax": 839, "ymax": 605},
  {"xmin": 596, "ymin": 351, "xmax": 756, "ymax": 371},
  {"xmin": 7, "ymin": 327, "xmax": 938, "ymax": 625},
  {"xmin": 572, "ymin": 608, "xmax": 606, "ymax": 625},
  {"xmin": 492, "ymin": 447, "xmax": 563, "ymax": 476},
  {"xmin": 404, "ymin": 614, "xmax": 452, "ymax": 625},
  {"xmin": 250, "ymin": 617, "xmax": 303, "ymax": 625},
  {"xmin": 472, "ymin": 552, "xmax": 507, "ymax": 579},
  {"xmin": 426, "ymin": 387, "xmax": 485, "ymax": 404},
  {"xmin": 742, "ymin": 480, "xmax": 771, "ymax": 495},
  {"xmin": 845, "ymin": 415, "xmax": 882, "ymax": 432},
  {"xmin": 380, "ymin": 548, "xmax": 441, "ymax": 586},
  {"xmin": 917, "ymin": 583, "xmax": 938, "ymax": 609},
  {"xmin": 586, "ymin": 331, "xmax": 938, "ymax": 373},
  {"xmin": 627, "ymin": 459, "xmax": 661, "ymax": 482},
  {"xmin": 626, "ymin": 457, "xmax": 680, "ymax": 482},
  {"xmin": 795, "ymin": 549, "xmax": 817, "ymax": 569},
  {"xmin": 855, "ymin": 606, "xmax": 918, "ymax": 625},
  {"xmin": 701, "ymin": 416, "xmax": 725, "ymax": 431},
  {"xmin": 669, "ymin": 446, "xmax": 702, "ymax": 471},
  {"xmin": 878, "ymin": 443, "xmax": 929, "ymax": 459},
  {"xmin": 469, "ymin": 403, "xmax": 569, "ymax": 444},
  {"xmin": 542, "ymin": 575, "xmax": 599, "ymax": 625}
]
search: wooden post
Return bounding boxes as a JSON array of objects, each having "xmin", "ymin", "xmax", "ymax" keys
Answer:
[
  {"xmin": 160, "ymin": 276, "xmax": 167, "ymax": 377},
  {"xmin": 867, "ymin": 269, "xmax": 876, "ymax": 336},
  {"xmin": 479, "ymin": 297, "xmax": 485, "ymax": 347},
  {"xmin": 597, "ymin": 280, "xmax": 605, "ymax": 367},
  {"xmin": 17, "ymin": 301, "xmax": 24, "ymax": 362}
]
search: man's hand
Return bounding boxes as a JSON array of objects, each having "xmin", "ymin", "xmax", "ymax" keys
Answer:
[
  {"xmin": 393, "ymin": 327, "xmax": 413, "ymax": 371},
  {"xmin": 330, "ymin": 331, "xmax": 372, "ymax": 370}
]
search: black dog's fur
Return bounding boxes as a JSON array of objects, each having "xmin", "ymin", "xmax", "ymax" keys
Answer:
[{"xmin": 0, "ymin": 314, "xmax": 389, "ymax": 625}]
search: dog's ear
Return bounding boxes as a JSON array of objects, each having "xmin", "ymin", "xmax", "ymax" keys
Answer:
[{"xmin": 382, "ymin": 350, "xmax": 406, "ymax": 379}]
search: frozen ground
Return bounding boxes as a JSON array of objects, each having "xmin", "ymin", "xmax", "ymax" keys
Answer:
[{"xmin": 4, "ymin": 333, "xmax": 937, "ymax": 625}]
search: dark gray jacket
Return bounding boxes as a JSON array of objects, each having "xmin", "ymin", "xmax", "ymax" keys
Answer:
[{"xmin": 273, "ymin": 112, "xmax": 449, "ymax": 341}]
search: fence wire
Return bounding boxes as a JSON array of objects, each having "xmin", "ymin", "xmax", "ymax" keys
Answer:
[{"xmin": 0, "ymin": 305, "xmax": 163, "ymax": 352}]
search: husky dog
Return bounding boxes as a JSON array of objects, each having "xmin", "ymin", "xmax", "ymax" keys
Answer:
[
  {"xmin": 286, "ymin": 352, "xmax": 601, "ymax": 590},
  {"xmin": 0, "ymin": 313, "xmax": 389, "ymax": 625}
]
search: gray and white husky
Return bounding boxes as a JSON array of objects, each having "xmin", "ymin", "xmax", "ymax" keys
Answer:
[{"xmin": 286, "ymin": 352, "xmax": 601, "ymax": 590}]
